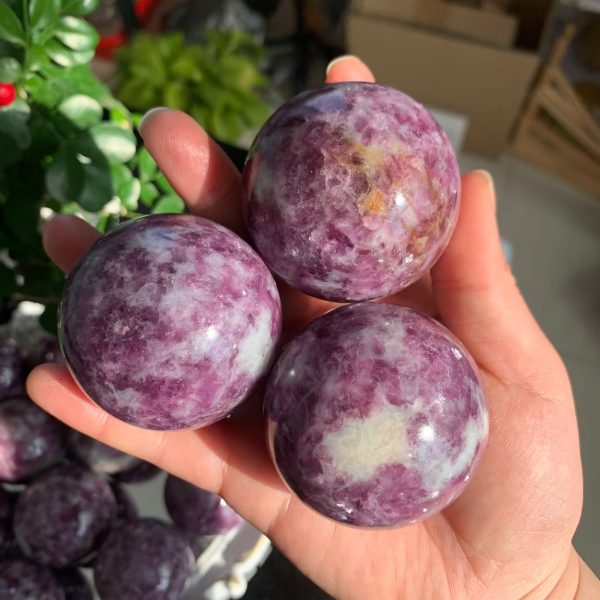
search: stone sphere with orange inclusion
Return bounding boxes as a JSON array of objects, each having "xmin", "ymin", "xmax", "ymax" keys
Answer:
[{"xmin": 242, "ymin": 82, "xmax": 460, "ymax": 302}]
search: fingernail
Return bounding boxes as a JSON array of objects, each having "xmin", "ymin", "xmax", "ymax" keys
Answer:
[
  {"xmin": 139, "ymin": 107, "xmax": 169, "ymax": 139},
  {"xmin": 473, "ymin": 169, "xmax": 495, "ymax": 193},
  {"xmin": 326, "ymin": 55, "xmax": 361, "ymax": 75}
]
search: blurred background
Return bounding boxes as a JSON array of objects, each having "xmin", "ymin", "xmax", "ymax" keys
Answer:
[{"xmin": 1, "ymin": 0, "xmax": 599, "ymax": 598}]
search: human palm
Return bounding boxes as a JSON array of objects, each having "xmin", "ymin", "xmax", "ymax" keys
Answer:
[{"xmin": 29, "ymin": 58, "xmax": 588, "ymax": 599}]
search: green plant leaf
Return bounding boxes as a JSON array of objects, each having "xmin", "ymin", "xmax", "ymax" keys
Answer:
[
  {"xmin": 54, "ymin": 16, "xmax": 99, "ymax": 51},
  {"xmin": 119, "ymin": 177, "xmax": 140, "ymax": 211},
  {"xmin": 90, "ymin": 123, "xmax": 136, "ymax": 163},
  {"xmin": 46, "ymin": 138, "xmax": 113, "ymax": 211},
  {"xmin": 152, "ymin": 194, "xmax": 184, "ymax": 214},
  {"xmin": 163, "ymin": 81, "xmax": 190, "ymax": 111},
  {"xmin": 29, "ymin": 0, "xmax": 60, "ymax": 31},
  {"xmin": 0, "ymin": 131, "xmax": 22, "ymax": 168},
  {"xmin": 27, "ymin": 44, "xmax": 50, "ymax": 71},
  {"xmin": 0, "ymin": 4, "xmax": 25, "ymax": 47},
  {"xmin": 57, "ymin": 94, "xmax": 102, "ymax": 129},
  {"xmin": 0, "ymin": 99, "xmax": 31, "ymax": 150},
  {"xmin": 47, "ymin": 39, "xmax": 94, "ymax": 67},
  {"xmin": 96, "ymin": 212, "xmax": 120, "ymax": 233},
  {"xmin": 0, "ymin": 57, "xmax": 20, "ymax": 82},
  {"xmin": 138, "ymin": 147, "xmax": 157, "ymax": 181},
  {"xmin": 62, "ymin": 0, "xmax": 100, "ymax": 16},
  {"xmin": 155, "ymin": 172, "xmax": 175, "ymax": 195},
  {"xmin": 140, "ymin": 181, "xmax": 158, "ymax": 206}
]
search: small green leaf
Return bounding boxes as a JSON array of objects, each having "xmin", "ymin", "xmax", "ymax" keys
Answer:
[
  {"xmin": 57, "ymin": 94, "xmax": 102, "ymax": 129},
  {"xmin": 62, "ymin": 0, "xmax": 100, "ymax": 16},
  {"xmin": 29, "ymin": 0, "xmax": 61, "ymax": 31},
  {"xmin": 119, "ymin": 177, "xmax": 140, "ymax": 211},
  {"xmin": 0, "ymin": 57, "xmax": 20, "ymax": 82},
  {"xmin": 163, "ymin": 81, "xmax": 190, "ymax": 111},
  {"xmin": 138, "ymin": 148, "xmax": 157, "ymax": 181},
  {"xmin": 46, "ymin": 139, "xmax": 113, "ymax": 211},
  {"xmin": 0, "ymin": 99, "xmax": 31, "ymax": 150},
  {"xmin": 90, "ymin": 123, "xmax": 137, "ymax": 163},
  {"xmin": 110, "ymin": 163, "xmax": 139, "ymax": 210},
  {"xmin": 27, "ymin": 44, "xmax": 50, "ymax": 71},
  {"xmin": 140, "ymin": 181, "xmax": 158, "ymax": 206},
  {"xmin": 152, "ymin": 194, "xmax": 184, "ymax": 214},
  {"xmin": 155, "ymin": 172, "xmax": 175, "ymax": 195},
  {"xmin": 0, "ymin": 4, "xmax": 25, "ymax": 47},
  {"xmin": 47, "ymin": 39, "xmax": 94, "ymax": 67},
  {"xmin": 54, "ymin": 16, "xmax": 99, "ymax": 51}
]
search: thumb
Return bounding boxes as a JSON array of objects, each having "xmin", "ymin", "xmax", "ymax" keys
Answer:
[{"xmin": 431, "ymin": 171, "xmax": 559, "ymax": 384}]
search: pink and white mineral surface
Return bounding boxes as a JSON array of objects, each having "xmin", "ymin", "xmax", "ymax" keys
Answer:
[
  {"xmin": 242, "ymin": 82, "xmax": 460, "ymax": 302},
  {"xmin": 59, "ymin": 214, "xmax": 281, "ymax": 430},
  {"xmin": 266, "ymin": 302, "xmax": 488, "ymax": 527}
]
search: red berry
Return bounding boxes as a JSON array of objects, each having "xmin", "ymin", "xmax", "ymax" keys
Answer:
[{"xmin": 0, "ymin": 83, "xmax": 16, "ymax": 107}]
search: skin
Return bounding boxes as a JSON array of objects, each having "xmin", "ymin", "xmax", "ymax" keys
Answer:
[{"xmin": 27, "ymin": 57, "xmax": 599, "ymax": 599}]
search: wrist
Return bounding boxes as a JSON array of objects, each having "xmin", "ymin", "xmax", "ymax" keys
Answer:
[{"xmin": 573, "ymin": 552, "xmax": 600, "ymax": 599}]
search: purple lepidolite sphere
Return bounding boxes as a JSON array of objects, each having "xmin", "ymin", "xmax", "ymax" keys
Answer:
[
  {"xmin": 0, "ymin": 398, "xmax": 66, "ymax": 482},
  {"xmin": 68, "ymin": 430, "xmax": 141, "ymax": 476},
  {"xmin": 0, "ymin": 339, "xmax": 24, "ymax": 401},
  {"xmin": 0, "ymin": 559, "xmax": 64, "ymax": 599},
  {"xmin": 266, "ymin": 302, "xmax": 488, "ymax": 527},
  {"xmin": 14, "ymin": 467, "xmax": 116, "ymax": 567},
  {"xmin": 164, "ymin": 475, "xmax": 242, "ymax": 536},
  {"xmin": 94, "ymin": 519, "xmax": 194, "ymax": 600},
  {"xmin": 242, "ymin": 82, "xmax": 460, "ymax": 302},
  {"xmin": 59, "ymin": 214, "xmax": 282, "ymax": 430}
]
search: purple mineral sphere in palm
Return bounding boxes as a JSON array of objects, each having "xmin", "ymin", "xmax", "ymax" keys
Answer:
[
  {"xmin": 266, "ymin": 302, "xmax": 488, "ymax": 527},
  {"xmin": 0, "ymin": 398, "xmax": 66, "ymax": 482},
  {"xmin": 242, "ymin": 82, "xmax": 460, "ymax": 302},
  {"xmin": 164, "ymin": 475, "xmax": 242, "ymax": 536},
  {"xmin": 0, "ymin": 559, "xmax": 64, "ymax": 599},
  {"xmin": 14, "ymin": 467, "xmax": 116, "ymax": 567},
  {"xmin": 94, "ymin": 519, "xmax": 194, "ymax": 600},
  {"xmin": 59, "ymin": 214, "xmax": 282, "ymax": 430}
]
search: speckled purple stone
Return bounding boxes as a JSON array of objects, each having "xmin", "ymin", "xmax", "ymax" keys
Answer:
[
  {"xmin": 59, "ymin": 214, "xmax": 281, "ymax": 430},
  {"xmin": 14, "ymin": 467, "xmax": 116, "ymax": 567},
  {"xmin": 0, "ymin": 398, "xmax": 66, "ymax": 482},
  {"xmin": 94, "ymin": 519, "xmax": 194, "ymax": 600},
  {"xmin": 242, "ymin": 82, "xmax": 460, "ymax": 302},
  {"xmin": 266, "ymin": 302, "xmax": 488, "ymax": 527},
  {"xmin": 164, "ymin": 475, "xmax": 242, "ymax": 536},
  {"xmin": 0, "ymin": 340, "xmax": 24, "ymax": 401},
  {"xmin": 0, "ymin": 559, "xmax": 64, "ymax": 599},
  {"xmin": 112, "ymin": 460, "xmax": 159, "ymax": 484},
  {"xmin": 68, "ymin": 430, "xmax": 141, "ymax": 476},
  {"xmin": 53, "ymin": 568, "xmax": 93, "ymax": 600}
]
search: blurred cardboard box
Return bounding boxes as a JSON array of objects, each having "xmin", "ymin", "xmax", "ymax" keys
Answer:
[
  {"xmin": 354, "ymin": 0, "xmax": 518, "ymax": 48},
  {"xmin": 347, "ymin": 14, "xmax": 539, "ymax": 155}
]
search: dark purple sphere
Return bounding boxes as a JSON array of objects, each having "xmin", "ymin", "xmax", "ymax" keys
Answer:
[
  {"xmin": 0, "ymin": 340, "xmax": 24, "ymax": 401},
  {"xmin": 0, "ymin": 559, "xmax": 64, "ymax": 599},
  {"xmin": 111, "ymin": 460, "xmax": 160, "ymax": 484},
  {"xmin": 14, "ymin": 467, "xmax": 116, "ymax": 567},
  {"xmin": 53, "ymin": 568, "xmax": 93, "ymax": 600},
  {"xmin": 68, "ymin": 430, "xmax": 141, "ymax": 476},
  {"xmin": 266, "ymin": 302, "xmax": 488, "ymax": 527},
  {"xmin": 59, "ymin": 214, "xmax": 281, "ymax": 430},
  {"xmin": 0, "ymin": 398, "xmax": 66, "ymax": 482},
  {"xmin": 94, "ymin": 519, "xmax": 195, "ymax": 600},
  {"xmin": 164, "ymin": 475, "xmax": 242, "ymax": 536},
  {"xmin": 242, "ymin": 82, "xmax": 460, "ymax": 302}
]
